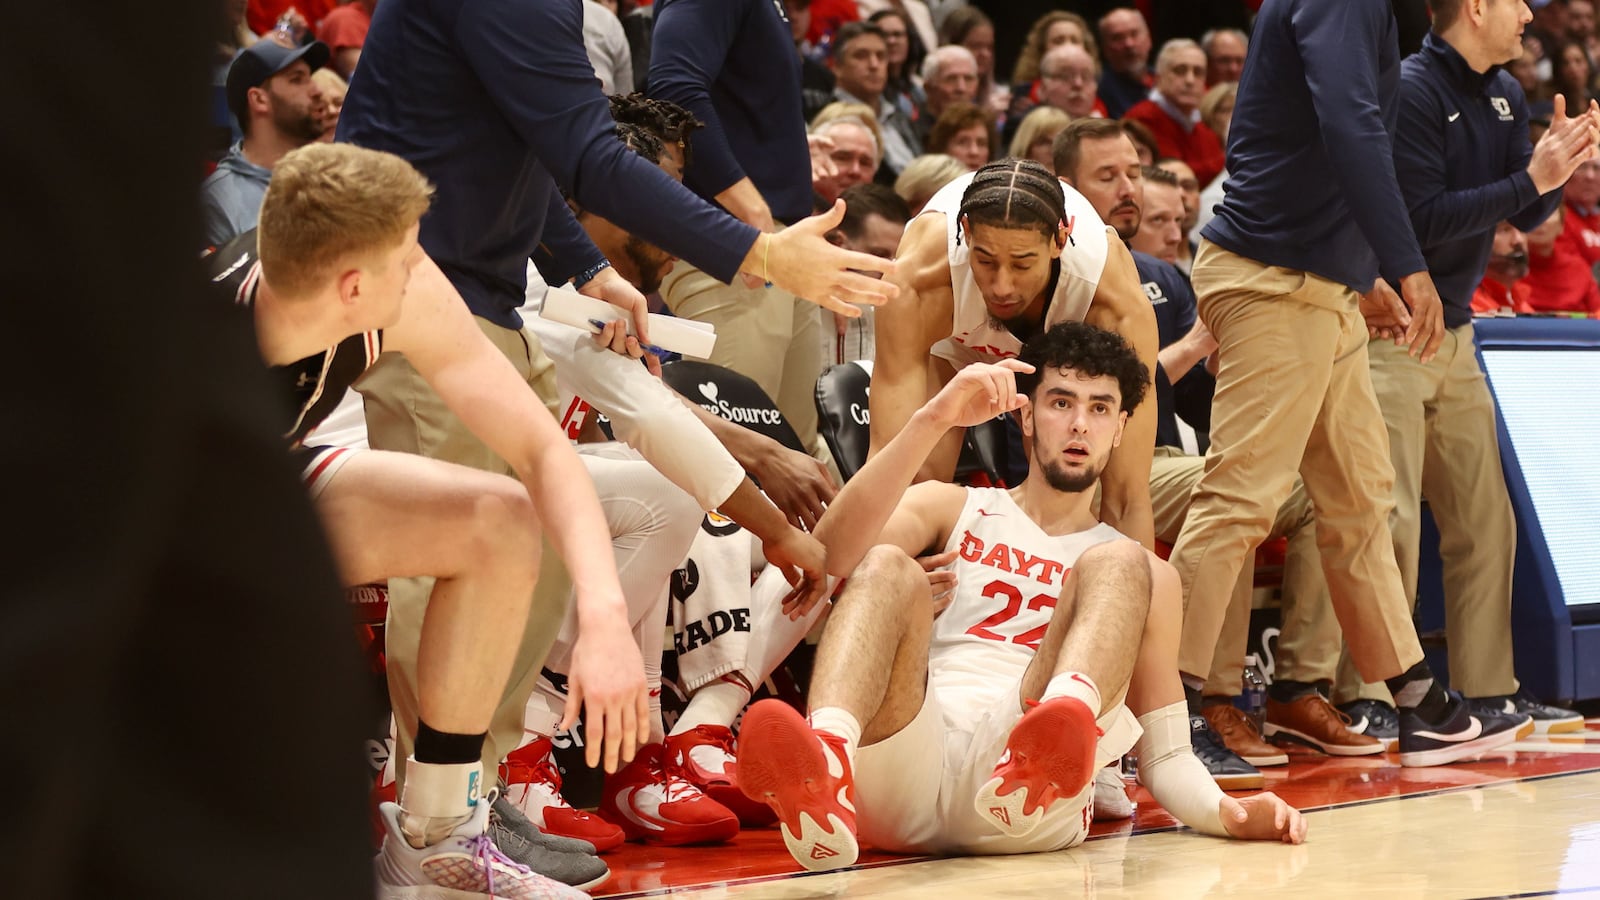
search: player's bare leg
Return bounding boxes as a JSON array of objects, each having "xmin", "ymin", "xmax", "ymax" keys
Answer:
[
  {"xmin": 315, "ymin": 450, "xmax": 540, "ymax": 849},
  {"xmin": 976, "ymin": 539, "xmax": 1152, "ymax": 837},
  {"xmin": 739, "ymin": 544, "xmax": 934, "ymax": 870}
]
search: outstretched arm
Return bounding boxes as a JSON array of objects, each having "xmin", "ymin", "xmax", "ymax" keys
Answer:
[
  {"xmin": 819, "ymin": 360, "xmax": 1033, "ymax": 578},
  {"xmin": 385, "ymin": 255, "xmax": 646, "ymax": 771},
  {"xmin": 1127, "ymin": 555, "xmax": 1308, "ymax": 843},
  {"xmin": 1085, "ymin": 239, "xmax": 1158, "ymax": 549}
]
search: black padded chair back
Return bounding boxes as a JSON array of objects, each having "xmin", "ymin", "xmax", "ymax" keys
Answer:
[
  {"xmin": 661, "ymin": 359, "xmax": 806, "ymax": 453},
  {"xmin": 813, "ymin": 360, "xmax": 874, "ymax": 480}
]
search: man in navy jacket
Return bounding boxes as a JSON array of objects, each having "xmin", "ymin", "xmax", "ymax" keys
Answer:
[
  {"xmin": 1331, "ymin": 0, "xmax": 1592, "ymax": 734},
  {"xmin": 649, "ymin": 0, "xmax": 838, "ymax": 467},
  {"xmin": 1163, "ymin": 0, "xmax": 1530, "ymax": 770}
]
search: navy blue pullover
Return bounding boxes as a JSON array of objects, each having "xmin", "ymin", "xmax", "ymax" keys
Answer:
[
  {"xmin": 1393, "ymin": 32, "xmax": 1561, "ymax": 328},
  {"xmin": 648, "ymin": 0, "xmax": 813, "ymax": 224},
  {"xmin": 338, "ymin": 0, "xmax": 757, "ymax": 330},
  {"xmin": 1135, "ymin": 251, "xmax": 1214, "ymax": 448},
  {"xmin": 1202, "ymin": 0, "xmax": 1428, "ymax": 293}
]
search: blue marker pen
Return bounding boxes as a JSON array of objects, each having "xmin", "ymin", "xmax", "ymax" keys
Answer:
[{"xmin": 588, "ymin": 318, "xmax": 670, "ymax": 357}]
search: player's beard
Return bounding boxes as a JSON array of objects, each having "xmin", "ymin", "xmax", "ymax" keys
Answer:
[{"xmin": 1038, "ymin": 455, "xmax": 1102, "ymax": 494}]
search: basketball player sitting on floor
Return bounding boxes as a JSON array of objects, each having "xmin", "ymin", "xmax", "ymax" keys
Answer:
[{"xmin": 737, "ymin": 322, "xmax": 1308, "ymax": 871}]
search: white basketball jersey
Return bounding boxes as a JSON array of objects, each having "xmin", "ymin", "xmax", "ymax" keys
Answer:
[
  {"xmin": 930, "ymin": 487, "xmax": 1125, "ymax": 686},
  {"xmin": 921, "ymin": 173, "xmax": 1111, "ymax": 369}
]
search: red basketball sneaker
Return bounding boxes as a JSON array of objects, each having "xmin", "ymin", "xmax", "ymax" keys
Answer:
[
  {"xmin": 737, "ymin": 699, "xmax": 859, "ymax": 872},
  {"xmin": 499, "ymin": 737, "xmax": 625, "ymax": 853},
  {"xmin": 665, "ymin": 724, "xmax": 779, "ymax": 827},
  {"xmin": 597, "ymin": 743, "xmax": 740, "ymax": 845},
  {"xmin": 974, "ymin": 696, "xmax": 1099, "ymax": 838}
]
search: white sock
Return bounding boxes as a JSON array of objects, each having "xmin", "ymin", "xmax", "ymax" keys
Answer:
[
  {"xmin": 397, "ymin": 758, "xmax": 483, "ymax": 849},
  {"xmin": 646, "ymin": 660, "xmax": 666, "ymax": 745},
  {"xmin": 670, "ymin": 677, "xmax": 753, "ymax": 737},
  {"xmin": 1041, "ymin": 671, "xmax": 1103, "ymax": 718},
  {"xmin": 808, "ymin": 706, "xmax": 863, "ymax": 767}
]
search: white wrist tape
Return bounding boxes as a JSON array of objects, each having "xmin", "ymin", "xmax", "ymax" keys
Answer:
[{"xmin": 1134, "ymin": 701, "xmax": 1229, "ymax": 837}]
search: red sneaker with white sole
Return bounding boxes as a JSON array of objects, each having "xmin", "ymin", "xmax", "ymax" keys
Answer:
[
  {"xmin": 665, "ymin": 725, "xmax": 779, "ymax": 827},
  {"xmin": 500, "ymin": 737, "xmax": 625, "ymax": 853},
  {"xmin": 737, "ymin": 699, "xmax": 859, "ymax": 872},
  {"xmin": 974, "ymin": 697, "xmax": 1099, "ymax": 838},
  {"xmin": 597, "ymin": 743, "xmax": 740, "ymax": 845}
]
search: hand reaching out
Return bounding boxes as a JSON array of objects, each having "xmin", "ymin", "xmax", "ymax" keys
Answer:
[
  {"xmin": 752, "ymin": 200, "xmax": 899, "ymax": 317},
  {"xmin": 562, "ymin": 605, "xmax": 649, "ymax": 773},
  {"xmin": 767, "ymin": 527, "xmax": 832, "ymax": 620},
  {"xmin": 923, "ymin": 359, "xmax": 1037, "ymax": 430}
]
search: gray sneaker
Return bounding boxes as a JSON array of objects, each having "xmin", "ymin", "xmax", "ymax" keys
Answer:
[
  {"xmin": 489, "ymin": 796, "xmax": 609, "ymax": 891},
  {"xmin": 492, "ymin": 792, "xmax": 598, "ymax": 854}
]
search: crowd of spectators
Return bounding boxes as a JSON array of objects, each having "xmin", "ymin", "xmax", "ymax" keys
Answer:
[{"xmin": 193, "ymin": 0, "xmax": 1597, "ymax": 895}]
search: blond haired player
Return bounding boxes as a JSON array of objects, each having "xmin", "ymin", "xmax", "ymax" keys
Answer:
[{"xmin": 205, "ymin": 142, "xmax": 640, "ymax": 898}]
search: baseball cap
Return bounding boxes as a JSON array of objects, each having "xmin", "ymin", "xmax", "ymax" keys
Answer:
[
  {"xmin": 1529, "ymin": 0, "xmax": 1554, "ymax": 9},
  {"xmin": 225, "ymin": 38, "xmax": 331, "ymax": 125}
]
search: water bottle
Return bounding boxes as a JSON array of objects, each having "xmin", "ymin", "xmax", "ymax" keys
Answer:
[
  {"xmin": 272, "ymin": 7, "xmax": 301, "ymax": 45},
  {"xmin": 1242, "ymin": 654, "xmax": 1268, "ymax": 734}
]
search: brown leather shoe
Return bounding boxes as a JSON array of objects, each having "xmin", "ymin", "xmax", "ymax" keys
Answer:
[
  {"xmin": 1202, "ymin": 702, "xmax": 1288, "ymax": 767},
  {"xmin": 1265, "ymin": 693, "xmax": 1386, "ymax": 756}
]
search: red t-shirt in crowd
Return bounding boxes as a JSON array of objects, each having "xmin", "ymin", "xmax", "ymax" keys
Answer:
[
  {"xmin": 247, "ymin": 0, "xmax": 335, "ymax": 39},
  {"xmin": 807, "ymin": 0, "xmax": 861, "ymax": 47},
  {"xmin": 318, "ymin": 2, "xmax": 371, "ymax": 51},
  {"xmin": 1471, "ymin": 277, "xmax": 1533, "ymax": 316},
  {"xmin": 1522, "ymin": 204, "xmax": 1600, "ymax": 315},
  {"xmin": 1122, "ymin": 98, "xmax": 1226, "ymax": 189}
]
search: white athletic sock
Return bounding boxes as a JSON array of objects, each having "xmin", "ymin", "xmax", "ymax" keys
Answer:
[
  {"xmin": 1041, "ymin": 671, "xmax": 1103, "ymax": 718},
  {"xmin": 808, "ymin": 706, "xmax": 863, "ymax": 767},
  {"xmin": 645, "ymin": 660, "xmax": 666, "ymax": 745},
  {"xmin": 670, "ymin": 676, "xmax": 754, "ymax": 736},
  {"xmin": 397, "ymin": 758, "xmax": 483, "ymax": 849}
]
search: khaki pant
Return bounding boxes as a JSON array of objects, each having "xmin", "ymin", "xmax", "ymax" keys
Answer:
[
  {"xmin": 1147, "ymin": 449, "xmax": 1342, "ymax": 697},
  {"xmin": 1326, "ymin": 325, "xmax": 1519, "ymax": 703},
  {"xmin": 1170, "ymin": 241, "xmax": 1422, "ymax": 686},
  {"xmin": 356, "ymin": 318, "xmax": 574, "ymax": 784},
  {"xmin": 661, "ymin": 260, "xmax": 831, "ymax": 472}
]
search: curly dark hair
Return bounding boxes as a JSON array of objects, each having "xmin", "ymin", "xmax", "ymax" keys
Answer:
[
  {"xmin": 1015, "ymin": 322, "xmax": 1149, "ymax": 414},
  {"xmin": 614, "ymin": 122, "xmax": 664, "ymax": 164},
  {"xmin": 608, "ymin": 93, "xmax": 704, "ymax": 169}
]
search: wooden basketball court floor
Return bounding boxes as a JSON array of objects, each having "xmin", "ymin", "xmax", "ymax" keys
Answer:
[{"xmin": 590, "ymin": 722, "xmax": 1600, "ymax": 899}]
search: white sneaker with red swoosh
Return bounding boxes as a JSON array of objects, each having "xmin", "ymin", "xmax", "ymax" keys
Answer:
[
  {"xmin": 596, "ymin": 743, "xmax": 740, "ymax": 845},
  {"xmin": 737, "ymin": 699, "xmax": 859, "ymax": 872}
]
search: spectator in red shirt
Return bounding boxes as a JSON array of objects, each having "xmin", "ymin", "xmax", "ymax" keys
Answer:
[
  {"xmin": 1122, "ymin": 39, "xmax": 1226, "ymax": 189},
  {"xmin": 1471, "ymin": 220, "xmax": 1538, "ymax": 316},
  {"xmin": 1523, "ymin": 159, "xmax": 1600, "ymax": 314},
  {"xmin": 247, "ymin": 0, "xmax": 333, "ymax": 40},
  {"xmin": 317, "ymin": 0, "xmax": 373, "ymax": 79}
]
